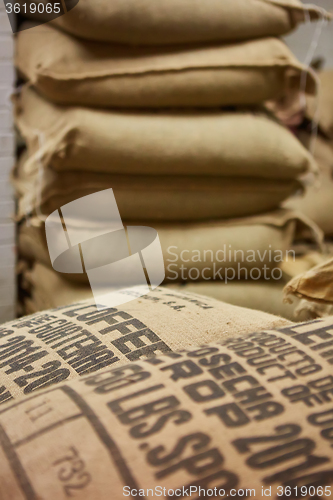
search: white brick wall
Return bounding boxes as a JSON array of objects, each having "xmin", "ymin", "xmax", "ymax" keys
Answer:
[
  {"xmin": 285, "ymin": 0, "xmax": 333, "ymax": 69},
  {"xmin": 0, "ymin": 3, "xmax": 16, "ymax": 323}
]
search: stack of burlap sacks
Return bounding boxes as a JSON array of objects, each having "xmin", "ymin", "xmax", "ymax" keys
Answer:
[
  {"xmin": 13, "ymin": 0, "xmax": 328, "ymax": 319},
  {"xmin": 285, "ymin": 70, "xmax": 333, "ymax": 236},
  {"xmin": 280, "ymin": 70, "xmax": 333, "ymax": 318}
]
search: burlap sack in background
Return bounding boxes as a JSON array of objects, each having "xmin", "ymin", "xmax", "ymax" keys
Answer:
[
  {"xmin": 15, "ymin": 87, "xmax": 316, "ymax": 179},
  {"xmin": 18, "ymin": 220, "xmax": 53, "ymax": 272},
  {"xmin": 48, "ymin": 0, "xmax": 324, "ymax": 45},
  {"xmin": 14, "ymin": 160, "xmax": 303, "ymax": 222},
  {"xmin": 307, "ymin": 70, "xmax": 333, "ymax": 140},
  {"xmin": 2, "ymin": 318, "xmax": 333, "ymax": 500},
  {"xmin": 157, "ymin": 210, "xmax": 321, "ymax": 281},
  {"xmin": 284, "ymin": 133, "xmax": 333, "ymax": 236},
  {"xmin": 169, "ymin": 281, "xmax": 300, "ymax": 321},
  {"xmin": 20, "ymin": 262, "xmax": 101, "ymax": 313},
  {"xmin": 20, "ymin": 264, "xmax": 300, "ymax": 320},
  {"xmin": 16, "ymin": 24, "xmax": 316, "ymax": 109},
  {"xmin": 18, "ymin": 210, "xmax": 323, "ymax": 285},
  {"xmin": 284, "ymin": 256, "xmax": 333, "ymax": 306},
  {"xmin": 170, "ymin": 250, "xmax": 333, "ymax": 322},
  {"xmin": 0, "ymin": 287, "xmax": 291, "ymax": 402},
  {"xmin": 281, "ymin": 251, "xmax": 328, "ymax": 283}
]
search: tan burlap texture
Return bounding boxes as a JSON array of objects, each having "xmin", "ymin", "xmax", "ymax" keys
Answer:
[
  {"xmin": 16, "ymin": 24, "xmax": 316, "ymax": 108},
  {"xmin": 2, "ymin": 315, "xmax": 333, "ymax": 499},
  {"xmin": 14, "ymin": 87, "xmax": 316, "ymax": 179},
  {"xmin": 284, "ymin": 133, "xmax": 333, "ymax": 236},
  {"xmin": 0, "ymin": 287, "xmax": 292, "ymax": 401},
  {"xmin": 48, "ymin": 0, "xmax": 326, "ymax": 45},
  {"xmin": 18, "ymin": 209, "xmax": 322, "ymax": 284}
]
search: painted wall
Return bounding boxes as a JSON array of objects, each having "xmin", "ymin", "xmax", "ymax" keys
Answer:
[{"xmin": 284, "ymin": 0, "xmax": 333, "ymax": 69}]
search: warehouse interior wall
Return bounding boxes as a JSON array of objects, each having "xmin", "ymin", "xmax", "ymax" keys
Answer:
[{"xmin": 285, "ymin": 0, "xmax": 333, "ymax": 68}]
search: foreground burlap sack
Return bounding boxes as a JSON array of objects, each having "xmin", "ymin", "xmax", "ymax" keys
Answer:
[
  {"xmin": 3, "ymin": 318, "xmax": 333, "ymax": 500},
  {"xmin": 46, "ymin": 0, "xmax": 325, "ymax": 45},
  {"xmin": 307, "ymin": 70, "xmax": 333, "ymax": 140},
  {"xmin": 16, "ymin": 24, "xmax": 316, "ymax": 108},
  {"xmin": 0, "ymin": 287, "xmax": 291, "ymax": 402},
  {"xmin": 284, "ymin": 133, "xmax": 333, "ymax": 236},
  {"xmin": 15, "ymin": 86, "xmax": 316, "ymax": 179},
  {"xmin": 18, "ymin": 210, "xmax": 323, "ymax": 285}
]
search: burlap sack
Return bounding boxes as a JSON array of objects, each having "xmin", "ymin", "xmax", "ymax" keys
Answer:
[
  {"xmin": 284, "ymin": 133, "xmax": 333, "ymax": 236},
  {"xmin": 16, "ymin": 24, "xmax": 316, "ymax": 108},
  {"xmin": 307, "ymin": 70, "xmax": 333, "ymax": 140},
  {"xmin": 281, "ymin": 251, "xmax": 328, "ymax": 282},
  {"xmin": 47, "ymin": 0, "xmax": 325, "ymax": 45},
  {"xmin": 0, "ymin": 288, "xmax": 291, "ymax": 401},
  {"xmin": 14, "ymin": 160, "xmax": 303, "ymax": 222},
  {"xmin": 20, "ymin": 262, "xmax": 102, "ymax": 313},
  {"xmin": 2, "ymin": 318, "xmax": 333, "ymax": 500},
  {"xmin": 15, "ymin": 86, "xmax": 316, "ymax": 179},
  {"xmin": 169, "ymin": 281, "xmax": 301, "ymax": 321},
  {"xmin": 18, "ymin": 221, "xmax": 52, "ymax": 272},
  {"xmin": 284, "ymin": 257, "xmax": 333, "ymax": 305},
  {"xmin": 22, "ymin": 263, "xmax": 299, "ymax": 320},
  {"xmin": 18, "ymin": 210, "xmax": 323, "ymax": 285}
]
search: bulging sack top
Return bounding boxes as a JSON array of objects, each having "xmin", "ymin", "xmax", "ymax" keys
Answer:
[
  {"xmin": 2, "ymin": 316, "xmax": 333, "ymax": 499},
  {"xmin": 16, "ymin": 23, "xmax": 316, "ymax": 108},
  {"xmin": 48, "ymin": 0, "xmax": 326, "ymax": 45},
  {"xmin": 14, "ymin": 87, "xmax": 316, "ymax": 180},
  {"xmin": 0, "ymin": 287, "xmax": 291, "ymax": 402}
]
